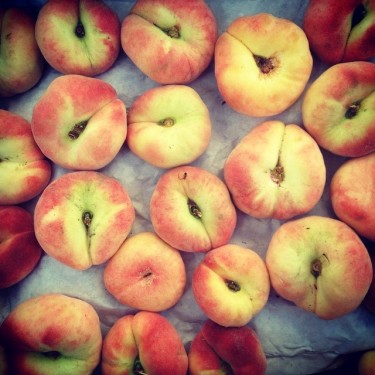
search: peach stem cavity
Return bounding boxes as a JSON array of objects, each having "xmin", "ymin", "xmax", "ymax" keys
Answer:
[
  {"xmin": 225, "ymin": 279, "xmax": 241, "ymax": 292},
  {"xmin": 82, "ymin": 210, "xmax": 93, "ymax": 228},
  {"xmin": 134, "ymin": 357, "xmax": 147, "ymax": 375},
  {"xmin": 270, "ymin": 164, "xmax": 285, "ymax": 185},
  {"xmin": 68, "ymin": 119, "xmax": 88, "ymax": 139},
  {"xmin": 311, "ymin": 253, "xmax": 329, "ymax": 278},
  {"xmin": 345, "ymin": 101, "xmax": 361, "ymax": 119},
  {"xmin": 158, "ymin": 117, "xmax": 175, "ymax": 127},
  {"xmin": 254, "ymin": 55, "xmax": 276, "ymax": 74},
  {"xmin": 75, "ymin": 20, "xmax": 85, "ymax": 38},
  {"xmin": 188, "ymin": 198, "xmax": 202, "ymax": 219},
  {"xmin": 351, "ymin": 3, "xmax": 367, "ymax": 29}
]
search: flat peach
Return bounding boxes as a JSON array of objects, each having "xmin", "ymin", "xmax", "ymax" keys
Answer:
[
  {"xmin": 31, "ymin": 74, "xmax": 127, "ymax": 170},
  {"xmin": 192, "ymin": 244, "xmax": 270, "ymax": 327},
  {"xmin": 0, "ymin": 109, "xmax": 51, "ymax": 205},
  {"xmin": 150, "ymin": 165, "xmax": 237, "ymax": 252},
  {"xmin": 224, "ymin": 120, "xmax": 326, "ymax": 220},
  {"xmin": 127, "ymin": 85, "xmax": 211, "ymax": 168},
  {"xmin": 0, "ymin": 206, "xmax": 42, "ymax": 289},
  {"xmin": 34, "ymin": 171, "xmax": 135, "ymax": 270},
  {"xmin": 121, "ymin": 0, "xmax": 217, "ymax": 84},
  {"xmin": 104, "ymin": 232, "xmax": 186, "ymax": 311}
]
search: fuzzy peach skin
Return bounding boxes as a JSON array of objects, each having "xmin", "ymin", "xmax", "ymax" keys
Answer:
[
  {"xmin": 358, "ymin": 350, "xmax": 375, "ymax": 375},
  {"xmin": 266, "ymin": 216, "xmax": 373, "ymax": 320},
  {"xmin": 102, "ymin": 311, "xmax": 188, "ymax": 375},
  {"xmin": 150, "ymin": 165, "xmax": 237, "ymax": 252},
  {"xmin": 35, "ymin": 0, "xmax": 120, "ymax": 76},
  {"xmin": 215, "ymin": 13, "xmax": 313, "ymax": 117},
  {"xmin": 127, "ymin": 85, "xmax": 212, "ymax": 168},
  {"xmin": 302, "ymin": 61, "xmax": 375, "ymax": 157},
  {"xmin": 104, "ymin": 232, "xmax": 186, "ymax": 311},
  {"xmin": 192, "ymin": 244, "xmax": 270, "ymax": 328},
  {"xmin": 31, "ymin": 74, "xmax": 127, "ymax": 170},
  {"xmin": 188, "ymin": 320, "xmax": 267, "ymax": 375},
  {"xmin": 0, "ymin": 8, "xmax": 44, "ymax": 97},
  {"xmin": 34, "ymin": 171, "xmax": 135, "ymax": 270},
  {"xmin": 303, "ymin": 0, "xmax": 375, "ymax": 64},
  {"xmin": 224, "ymin": 120, "xmax": 326, "ymax": 220},
  {"xmin": 0, "ymin": 293, "xmax": 102, "ymax": 375},
  {"xmin": 121, "ymin": 0, "xmax": 217, "ymax": 84},
  {"xmin": 331, "ymin": 152, "xmax": 375, "ymax": 242},
  {"xmin": 0, "ymin": 206, "xmax": 42, "ymax": 289},
  {"xmin": 0, "ymin": 110, "xmax": 51, "ymax": 205}
]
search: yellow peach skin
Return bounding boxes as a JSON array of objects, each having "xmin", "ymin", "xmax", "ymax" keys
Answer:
[
  {"xmin": 150, "ymin": 165, "xmax": 237, "ymax": 252},
  {"xmin": 127, "ymin": 85, "xmax": 212, "ymax": 168},
  {"xmin": 102, "ymin": 311, "xmax": 188, "ymax": 375},
  {"xmin": 31, "ymin": 74, "xmax": 127, "ymax": 170},
  {"xmin": 104, "ymin": 232, "xmax": 186, "ymax": 312},
  {"xmin": 266, "ymin": 216, "xmax": 373, "ymax": 320},
  {"xmin": 0, "ymin": 110, "xmax": 51, "ymax": 205},
  {"xmin": 192, "ymin": 244, "xmax": 270, "ymax": 327},
  {"xmin": 35, "ymin": 0, "xmax": 120, "ymax": 76},
  {"xmin": 0, "ymin": 293, "xmax": 102, "ymax": 375},
  {"xmin": 34, "ymin": 171, "xmax": 135, "ymax": 270},
  {"xmin": 224, "ymin": 120, "xmax": 326, "ymax": 220},
  {"xmin": 215, "ymin": 13, "xmax": 313, "ymax": 117},
  {"xmin": 121, "ymin": 0, "xmax": 218, "ymax": 84},
  {"xmin": 0, "ymin": 8, "xmax": 44, "ymax": 97}
]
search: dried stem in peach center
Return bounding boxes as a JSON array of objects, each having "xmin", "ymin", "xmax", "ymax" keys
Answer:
[
  {"xmin": 134, "ymin": 358, "xmax": 148, "ymax": 375},
  {"xmin": 75, "ymin": 20, "xmax": 85, "ymax": 38},
  {"xmin": 270, "ymin": 164, "xmax": 285, "ymax": 185},
  {"xmin": 68, "ymin": 119, "xmax": 88, "ymax": 139},
  {"xmin": 311, "ymin": 253, "xmax": 329, "ymax": 278},
  {"xmin": 225, "ymin": 279, "xmax": 241, "ymax": 292},
  {"xmin": 158, "ymin": 117, "xmax": 175, "ymax": 127},
  {"xmin": 254, "ymin": 54, "xmax": 277, "ymax": 74},
  {"xmin": 345, "ymin": 101, "xmax": 361, "ymax": 119},
  {"xmin": 187, "ymin": 198, "xmax": 202, "ymax": 219},
  {"xmin": 82, "ymin": 211, "xmax": 93, "ymax": 228}
]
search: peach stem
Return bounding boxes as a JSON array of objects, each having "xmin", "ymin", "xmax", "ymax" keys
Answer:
[
  {"xmin": 82, "ymin": 211, "xmax": 93, "ymax": 228},
  {"xmin": 225, "ymin": 279, "xmax": 241, "ymax": 292},
  {"xmin": 187, "ymin": 198, "xmax": 202, "ymax": 219},
  {"xmin": 254, "ymin": 55, "xmax": 276, "ymax": 74},
  {"xmin": 345, "ymin": 101, "xmax": 361, "ymax": 119},
  {"xmin": 75, "ymin": 20, "xmax": 85, "ymax": 38},
  {"xmin": 158, "ymin": 117, "xmax": 175, "ymax": 127}
]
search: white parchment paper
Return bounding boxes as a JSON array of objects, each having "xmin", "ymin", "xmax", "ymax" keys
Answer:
[{"xmin": 1, "ymin": 1, "xmax": 375, "ymax": 374}]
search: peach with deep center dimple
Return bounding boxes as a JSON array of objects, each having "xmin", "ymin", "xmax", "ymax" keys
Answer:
[
  {"xmin": 104, "ymin": 231, "xmax": 186, "ymax": 312},
  {"xmin": 224, "ymin": 120, "xmax": 326, "ymax": 220},
  {"xmin": 127, "ymin": 85, "xmax": 211, "ymax": 168},
  {"xmin": 215, "ymin": 13, "xmax": 313, "ymax": 117},
  {"xmin": 302, "ymin": 61, "xmax": 375, "ymax": 157},
  {"xmin": 0, "ymin": 293, "xmax": 102, "ymax": 375},
  {"xmin": 35, "ymin": 0, "xmax": 120, "ymax": 76},
  {"xmin": 0, "ymin": 109, "xmax": 51, "ymax": 205},
  {"xmin": 266, "ymin": 215, "xmax": 373, "ymax": 320},
  {"xmin": 102, "ymin": 311, "xmax": 188, "ymax": 375},
  {"xmin": 120, "ymin": 0, "xmax": 217, "ymax": 84},
  {"xmin": 192, "ymin": 244, "xmax": 270, "ymax": 327},
  {"xmin": 149, "ymin": 165, "xmax": 237, "ymax": 253},
  {"xmin": 34, "ymin": 171, "xmax": 135, "ymax": 270},
  {"xmin": 31, "ymin": 74, "xmax": 127, "ymax": 171}
]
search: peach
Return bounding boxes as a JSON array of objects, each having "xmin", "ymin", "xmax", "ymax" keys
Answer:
[
  {"xmin": 34, "ymin": 171, "xmax": 135, "ymax": 270},
  {"xmin": 266, "ymin": 215, "xmax": 373, "ymax": 320},
  {"xmin": 363, "ymin": 244, "xmax": 375, "ymax": 314},
  {"xmin": 330, "ymin": 152, "xmax": 375, "ymax": 242},
  {"xmin": 224, "ymin": 120, "xmax": 326, "ymax": 220},
  {"xmin": 358, "ymin": 350, "xmax": 375, "ymax": 375},
  {"xmin": 188, "ymin": 319, "xmax": 267, "ymax": 375},
  {"xmin": 303, "ymin": 0, "xmax": 375, "ymax": 64},
  {"xmin": 104, "ymin": 231, "xmax": 186, "ymax": 312},
  {"xmin": 302, "ymin": 61, "xmax": 375, "ymax": 157},
  {"xmin": 127, "ymin": 85, "xmax": 212, "ymax": 168},
  {"xmin": 102, "ymin": 311, "xmax": 188, "ymax": 375},
  {"xmin": 215, "ymin": 13, "xmax": 313, "ymax": 117},
  {"xmin": 192, "ymin": 244, "xmax": 270, "ymax": 327},
  {"xmin": 121, "ymin": 0, "xmax": 217, "ymax": 84},
  {"xmin": 0, "ymin": 293, "xmax": 102, "ymax": 375},
  {"xmin": 150, "ymin": 165, "xmax": 237, "ymax": 252},
  {"xmin": 0, "ymin": 109, "xmax": 51, "ymax": 205},
  {"xmin": 0, "ymin": 206, "xmax": 42, "ymax": 289},
  {"xmin": 35, "ymin": 0, "xmax": 120, "ymax": 76},
  {"xmin": 31, "ymin": 74, "xmax": 127, "ymax": 170},
  {"xmin": 0, "ymin": 8, "xmax": 44, "ymax": 97}
]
